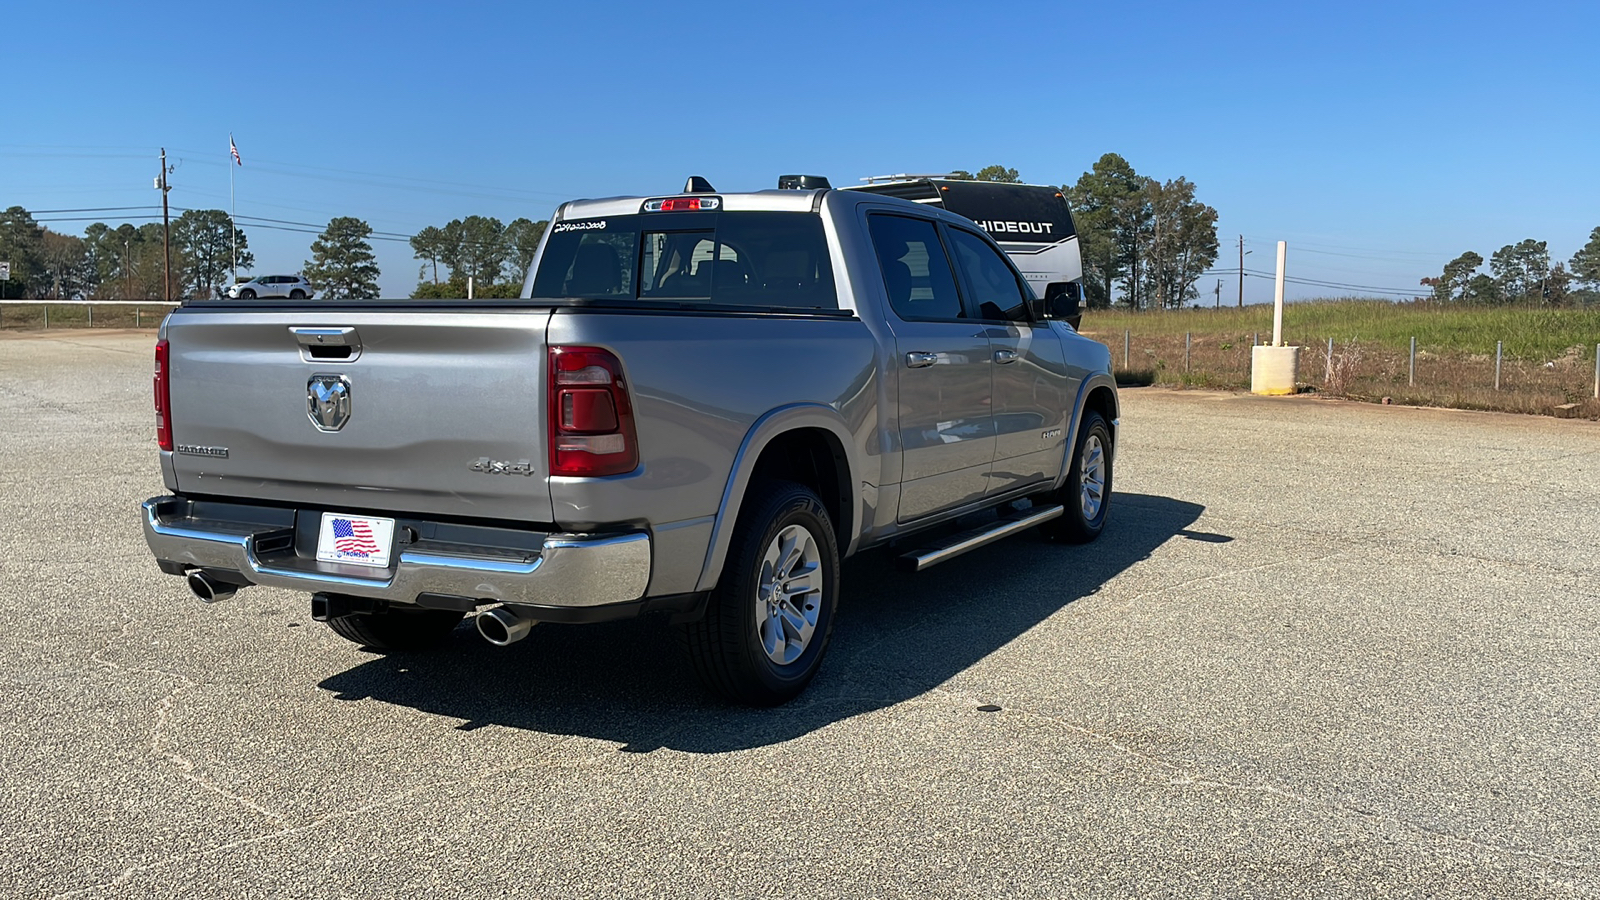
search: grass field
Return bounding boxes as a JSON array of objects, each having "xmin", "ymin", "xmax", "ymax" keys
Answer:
[{"xmin": 1082, "ymin": 300, "xmax": 1600, "ymax": 418}]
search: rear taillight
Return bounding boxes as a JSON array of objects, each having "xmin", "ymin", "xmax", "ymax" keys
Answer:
[
  {"xmin": 154, "ymin": 338, "xmax": 173, "ymax": 451},
  {"xmin": 548, "ymin": 346, "xmax": 638, "ymax": 477}
]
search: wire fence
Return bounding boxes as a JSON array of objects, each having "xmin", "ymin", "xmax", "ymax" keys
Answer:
[
  {"xmin": 0, "ymin": 300, "xmax": 180, "ymax": 330},
  {"xmin": 1092, "ymin": 329, "xmax": 1600, "ymax": 418},
  {"xmin": 5, "ymin": 301, "xmax": 1597, "ymax": 418}
]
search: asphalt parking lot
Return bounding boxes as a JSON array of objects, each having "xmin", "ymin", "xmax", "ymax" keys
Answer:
[{"xmin": 2, "ymin": 329, "xmax": 1598, "ymax": 899}]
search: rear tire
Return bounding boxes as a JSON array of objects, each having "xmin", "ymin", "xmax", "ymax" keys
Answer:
[
  {"xmin": 680, "ymin": 480, "xmax": 840, "ymax": 706},
  {"xmin": 289, "ymin": 289, "xmax": 306, "ymax": 299},
  {"xmin": 1042, "ymin": 410, "xmax": 1113, "ymax": 544},
  {"xmin": 325, "ymin": 607, "xmax": 464, "ymax": 652}
]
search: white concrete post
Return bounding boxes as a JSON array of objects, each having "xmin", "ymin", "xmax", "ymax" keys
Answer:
[
  {"xmin": 1251, "ymin": 240, "xmax": 1300, "ymax": 395},
  {"xmin": 1272, "ymin": 241, "xmax": 1287, "ymax": 346},
  {"xmin": 467, "ymin": 276, "xmax": 474, "ymax": 300}
]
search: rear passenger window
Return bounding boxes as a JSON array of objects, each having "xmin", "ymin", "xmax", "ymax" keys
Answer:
[
  {"xmin": 532, "ymin": 212, "xmax": 834, "ymax": 308},
  {"xmin": 868, "ymin": 215, "xmax": 964, "ymax": 321},
  {"xmin": 540, "ymin": 231, "xmax": 637, "ymax": 298},
  {"xmin": 708, "ymin": 213, "xmax": 834, "ymax": 308},
  {"xmin": 947, "ymin": 227, "xmax": 1031, "ymax": 322}
]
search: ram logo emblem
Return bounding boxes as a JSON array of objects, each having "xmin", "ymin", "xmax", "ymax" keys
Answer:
[{"xmin": 307, "ymin": 374, "xmax": 352, "ymax": 432}]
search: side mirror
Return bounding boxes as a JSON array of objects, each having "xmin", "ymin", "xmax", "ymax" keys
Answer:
[{"xmin": 1044, "ymin": 282, "xmax": 1083, "ymax": 331}]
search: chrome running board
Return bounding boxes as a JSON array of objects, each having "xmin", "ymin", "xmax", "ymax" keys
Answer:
[{"xmin": 896, "ymin": 504, "xmax": 1064, "ymax": 572}]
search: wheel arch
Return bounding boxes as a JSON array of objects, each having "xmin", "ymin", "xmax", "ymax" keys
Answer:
[
  {"xmin": 695, "ymin": 405, "xmax": 859, "ymax": 593},
  {"xmin": 1053, "ymin": 374, "xmax": 1120, "ymax": 490}
]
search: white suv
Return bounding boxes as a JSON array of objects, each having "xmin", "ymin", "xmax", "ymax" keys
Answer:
[{"xmin": 225, "ymin": 275, "xmax": 315, "ymax": 300}]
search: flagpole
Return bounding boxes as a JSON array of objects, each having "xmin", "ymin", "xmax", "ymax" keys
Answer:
[{"xmin": 229, "ymin": 137, "xmax": 237, "ymax": 287}]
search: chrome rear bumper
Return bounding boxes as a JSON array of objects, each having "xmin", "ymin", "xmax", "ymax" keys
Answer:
[{"xmin": 141, "ymin": 496, "xmax": 650, "ymax": 608}]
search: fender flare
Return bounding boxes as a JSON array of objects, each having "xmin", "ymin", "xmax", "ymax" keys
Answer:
[
  {"xmin": 1053, "ymin": 372, "xmax": 1120, "ymax": 491},
  {"xmin": 694, "ymin": 403, "xmax": 862, "ymax": 593}
]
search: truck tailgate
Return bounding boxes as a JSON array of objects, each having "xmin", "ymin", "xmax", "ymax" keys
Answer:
[{"xmin": 163, "ymin": 308, "xmax": 555, "ymax": 524}]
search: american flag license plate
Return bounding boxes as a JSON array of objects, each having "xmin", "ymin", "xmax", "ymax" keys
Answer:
[{"xmin": 315, "ymin": 513, "xmax": 396, "ymax": 569}]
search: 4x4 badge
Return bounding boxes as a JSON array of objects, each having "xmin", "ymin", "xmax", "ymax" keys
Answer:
[
  {"xmin": 470, "ymin": 457, "xmax": 535, "ymax": 476},
  {"xmin": 307, "ymin": 374, "xmax": 351, "ymax": 432}
]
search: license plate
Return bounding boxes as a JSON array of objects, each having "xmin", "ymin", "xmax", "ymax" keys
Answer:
[{"xmin": 315, "ymin": 512, "xmax": 396, "ymax": 568}]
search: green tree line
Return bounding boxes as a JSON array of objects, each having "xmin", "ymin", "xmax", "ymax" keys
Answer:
[
  {"xmin": 408, "ymin": 216, "xmax": 547, "ymax": 299},
  {"xmin": 0, "ymin": 204, "xmax": 551, "ymax": 301},
  {"xmin": 1423, "ymin": 229, "xmax": 1600, "ymax": 307},
  {"xmin": 0, "ymin": 206, "xmax": 252, "ymax": 300}
]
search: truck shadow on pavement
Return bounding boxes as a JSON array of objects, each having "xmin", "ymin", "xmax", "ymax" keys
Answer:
[{"xmin": 318, "ymin": 493, "xmax": 1207, "ymax": 752}]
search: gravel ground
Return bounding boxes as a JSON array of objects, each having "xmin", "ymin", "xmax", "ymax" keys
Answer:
[{"xmin": 2, "ymin": 329, "xmax": 1597, "ymax": 899}]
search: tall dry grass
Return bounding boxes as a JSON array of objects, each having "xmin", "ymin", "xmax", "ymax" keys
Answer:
[
  {"xmin": 1081, "ymin": 300, "xmax": 1600, "ymax": 418},
  {"xmin": 0, "ymin": 303, "xmax": 170, "ymax": 330}
]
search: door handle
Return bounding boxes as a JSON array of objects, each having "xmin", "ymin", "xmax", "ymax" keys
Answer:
[
  {"xmin": 993, "ymin": 349, "xmax": 1020, "ymax": 364},
  {"xmin": 290, "ymin": 326, "xmax": 362, "ymax": 362},
  {"xmin": 905, "ymin": 351, "xmax": 938, "ymax": 369}
]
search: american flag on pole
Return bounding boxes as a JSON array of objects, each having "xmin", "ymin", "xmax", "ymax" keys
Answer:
[
  {"xmin": 331, "ymin": 517, "xmax": 380, "ymax": 556},
  {"xmin": 229, "ymin": 134, "xmax": 242, "ymax": 166}
]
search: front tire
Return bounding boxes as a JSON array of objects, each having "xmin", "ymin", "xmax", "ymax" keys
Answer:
[
  {"xmin": 239, "ymin": 288, "xmax": 256, "ymax": 299},
  {"xmin": 1042, "ymin": 410, "xmax": 1113, "ymax": 543},
  {"xmin": 326, "ymin": 607, "xmax": 464, "ymax": 651},
  {"xmin": 680, "ymin": 480, "xmax": 840, "ymax": 706}
]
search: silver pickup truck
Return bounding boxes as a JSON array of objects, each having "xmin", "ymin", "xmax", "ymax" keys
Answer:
[{"xmin": 142, "ymin": 175, "xmax": 1118, "ymax": 706}]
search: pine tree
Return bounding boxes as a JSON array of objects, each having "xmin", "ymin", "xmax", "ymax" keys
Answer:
[
  {"xmin": 303, "ymin": 217, "xmax": 380, "ymax": 299},
  {"xmin": 1571, "ymin": 227, "xmax": 1600, "ymax": 289}
]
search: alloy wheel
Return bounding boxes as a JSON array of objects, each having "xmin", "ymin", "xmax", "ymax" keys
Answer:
[
  {"xmin": 755, "ymin": 523, "xmax": 822, "ymax": 665},
  {"xmin": 1079, "ymin": 433, "xmax": 1106, "ymax": 521}
]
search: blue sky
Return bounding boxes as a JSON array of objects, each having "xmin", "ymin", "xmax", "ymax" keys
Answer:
[{"xmin": 6, "ymin": 0, "xmax": 1596, "ymax": 301}]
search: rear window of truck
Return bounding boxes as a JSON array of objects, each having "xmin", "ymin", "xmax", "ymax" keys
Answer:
[{"xmin": 531, "ymin": 212, "xmax": 837, "ymax": 310}]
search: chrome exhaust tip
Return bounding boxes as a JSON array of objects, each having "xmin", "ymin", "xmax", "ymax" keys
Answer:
[
  {"xmin": 186, "ymin": 570, "xmax": 238, "ymax": 604},
  {"xmin": 475, "ymin": 607, "xmax": 533, "ymax": 646}
]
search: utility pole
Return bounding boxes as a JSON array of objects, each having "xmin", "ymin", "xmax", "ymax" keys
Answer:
[
  {"xmin": 1215, "ymin": 278, "xmax": 1221, "ymax": 309},
  {"xmin": 1237, "ymin": 234, "xmax": 1245, "ymax": 308},
  {"xmin": 158, "ymin": 148, "xmax": 173, "ymax": 302}
]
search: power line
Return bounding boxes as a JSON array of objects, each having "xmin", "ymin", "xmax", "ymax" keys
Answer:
[
  {"xmin": 33, "ymin": 215, "xmax": 166, "ymax": 224},
  {"xmin": 1239, "ymin": 266, "xmax": 1420, "ymax": 296},
  {"xmin": 216, "ymin": 211, "xmax": 417, "ymax": 240},
  {"xmin": 173, "ymin": 209, "xmax": 531, "ymax": 250},
  {"xmin": 1285, "ymin": 245, "xmax": 1448, "ymax": 263},
  {"xmin": 167, "ymin": 185, "xmax": 435, "ymax": 231},
  {"xmin": 24, "ymin": 203, "xmax": 524, "ymax": 253},
  {"xmin": 1239, "ymin": 233, "xmax": 1445, "ymax": 259},
  {"xmin": 166, "ymin": 147, "xmax": 573, "ymax": 203},
  {"xmin": 29, "ymin": 205, "xmax": 161, "ymax": 214}
]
